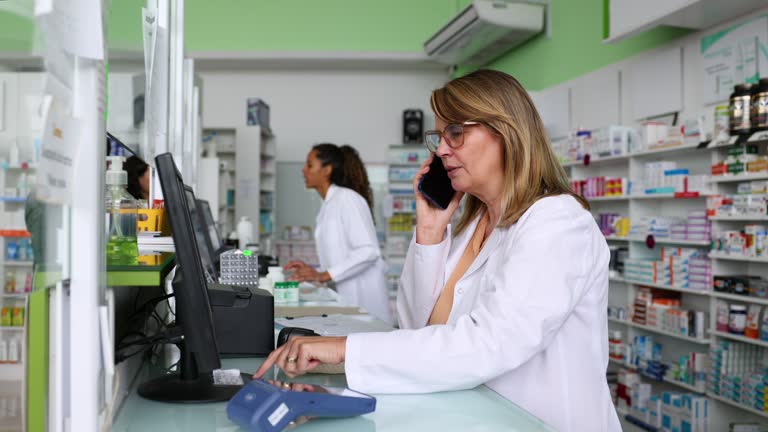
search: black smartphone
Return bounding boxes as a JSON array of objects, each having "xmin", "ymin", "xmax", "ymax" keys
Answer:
[{"xmin": 417, "ymin": 156, "xmax": 456, "ymax": 210}]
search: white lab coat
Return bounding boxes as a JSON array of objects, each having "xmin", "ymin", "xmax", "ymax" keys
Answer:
[
  {"xmin": 345, "ymin": 195, "xmax": 621, "ymax": 432},
  {"xmin": 315, "ymin": 184, "xmax": 393, "ymax": 324}
]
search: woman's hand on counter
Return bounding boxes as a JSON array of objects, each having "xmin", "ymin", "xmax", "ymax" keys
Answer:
[
  {"xmin": 284, "ymin": 261, "xmax": 331, "ymax": 283},
  {"xmin": 253, "ymin": 336, "xmax": 347, "ymax": 379}
]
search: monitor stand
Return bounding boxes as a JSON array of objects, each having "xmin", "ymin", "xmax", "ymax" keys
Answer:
[{"xmin": 137, "ymin": 341, "xmax": 252, "ymax": 403}]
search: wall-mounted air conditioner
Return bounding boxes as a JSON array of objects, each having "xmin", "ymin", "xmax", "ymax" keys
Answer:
[{"xmin": 424, "ymin": 0, "xmax": 546, "ymax": 66}]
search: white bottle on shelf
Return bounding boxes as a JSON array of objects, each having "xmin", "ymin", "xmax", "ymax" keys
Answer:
[
  {"xmin": 0, "ymin": 339, "xmax": 7, "ymax": 363},
  {"xmin": 8, "ymin": 338, "xmax": 17, "ymax": 363},
  {"xmin": 267, "ymin": 266, "xmax": 284, "ymax": 284},
  {"xmin": 8, "ymin": 140, "xmax": 19, "ymax": 166},
  {"xmin": 237, "ymin": 216, "xmax": 254, "ymax": 249},
  {"xmin": 258, "ymin": 276, "xmax": 273, "ymax": 295}
]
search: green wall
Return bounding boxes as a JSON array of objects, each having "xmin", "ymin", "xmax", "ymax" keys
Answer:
[
  {"xmin": 0, "ymin": 1, "xmax": 458, "ymax": 53},
  {"xmin": 2, "ymin": 0, "xmax": 688, "ymax": 91},
  {"xmin": 184, "ymin": 0, "xmax": 456, "ymax": 52},
  {"xmin": 461, "ymin": 0, "xmax": 691, "ymax": 90}
]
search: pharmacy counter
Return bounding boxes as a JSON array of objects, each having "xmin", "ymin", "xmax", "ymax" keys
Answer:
[
  {"xmin": 112, "ymin": 286, "xmax": 554, "ymax": 431},
  {"xmin": 112, "ymin": 356, "xmax": 554, "ymax": 432}
]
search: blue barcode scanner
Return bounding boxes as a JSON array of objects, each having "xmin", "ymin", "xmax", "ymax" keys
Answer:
[{"xmin": 227, "ymin": 379, "xmax": 376, "ymax": 432}]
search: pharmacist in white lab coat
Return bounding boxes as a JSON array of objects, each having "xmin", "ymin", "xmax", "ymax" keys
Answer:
[
  {"xmin": 257, "ymin": 70, "xmax": 620, "ymax": 432},
  {"xmin": 284, "ymin": 143, "xmax": 392, "ymax": 324}
]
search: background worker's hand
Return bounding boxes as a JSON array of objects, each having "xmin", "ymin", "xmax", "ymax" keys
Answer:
[{"xmin": 284, "ymin": 261, "xmax": 331, "ymax": 283}]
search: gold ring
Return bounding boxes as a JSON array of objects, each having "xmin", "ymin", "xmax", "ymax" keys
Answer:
[{"xmin": 287, "ymin": 356, "xmax": 297, "ymax": 363}]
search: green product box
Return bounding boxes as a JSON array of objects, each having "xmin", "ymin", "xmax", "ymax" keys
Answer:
[
  {"xmin": 0, "ymin": 307, "xmax": 10, "ymax": 326},
  {"xmin": 11, "ymin": 307, "xmax": 24, "ymax": 327}
]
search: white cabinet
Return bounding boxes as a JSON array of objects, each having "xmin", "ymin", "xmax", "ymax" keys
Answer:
[
  {"xmin": 531, "ymin": 83, "xmax": 570, "ymax": 139},
  {"xmin": 625, "ymin": 46, "xmax": 684, "ymax": 121},
  {"xmin": 201, "ymin": 126, "xmax": 275, "ymax": 246},
  {"xmin": 0, "ymin": 74, "xmax": 19, "ymax": 154},
  {"xmin": 106, "ymin": 73, "xmax": 145, "ymax": 146},
  {"xmin": 607, "ymin": 0, "xmax": 768, "ymax": 43},
  {"xmin": 570, "ymin": 68, "xmax": 621, "ymax": 130}
]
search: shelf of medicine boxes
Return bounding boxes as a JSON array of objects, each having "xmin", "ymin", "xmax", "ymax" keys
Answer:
[
  {"xmin": 604, "ymin": 235, "xmax": 710, "ymax": 247},
  {"xmin": 707, "ymin": 393, "xmax": 768, "ymax": 420},
  {"xmin": 607, "ymin": 317, "xmax": 711, "ymax": 344},
  {"xmin": 585, "ymin": 193, "xmax": 713, "ymax": 203},
  {"xmin": 711, "ymin": 331, "xmax": 768, "ymax": 348},
  {"xmin": 564, "ymin": 136, "xmax": 768, "ymax": 169},
  {"xmin": 709, "ymin": 291, "xmax": 768, "ymax": 306},
  {"xmin": 709, "ymin": 215, "xmax": 768, "ymax": 221},
  {"xmin": 617, "ymin": 279, "xmax": 712, "ymax": 297},
  {"xmin": 709, "ymin": 172, "xmax": 768, "ymax": 183},
  {"xmin": 708, "ymin": 251, "xmax": 768, "ymax": 263},
  {"xmin": 609, "ymin": 358, "xmax": 706, "ymax": 394},
  {"xmin": 561, "ymin": 142, "xmax": 707, "ymax": 168}
]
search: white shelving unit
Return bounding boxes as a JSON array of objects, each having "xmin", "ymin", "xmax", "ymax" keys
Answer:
[
  {"xmin": 258, "ymin": 127, "xmax": 276, "ymax": 247},
  {"xmin": 0, "ymin": 165, "xmax": 35, "ymax": 432},
  {"xmin": 569, "ymin": 137, "xmax": 768, "ymax": 424},
  {"xmin": 383, "ymin": 145, "xmax": 430, "ymax": 299},
  {"xmin": 203, "ymin": 125, "xmax": 276, "ymax": 247},
  {"xmin": 203, "ymin": 128, "xmax": 238, "ymax": 236},
  {"xmin": 608, "ymin": 317, "xmax": 711, "ymax": 344}
]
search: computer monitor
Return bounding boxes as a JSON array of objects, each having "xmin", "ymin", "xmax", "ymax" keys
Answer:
[
  {"xmin": 138, "ymin": 152, "xmax": 245, "ymax": 403},
  {"xmin": 197, "ymin": 199, "xmax": 222, "ymax": 251},
  {"xmin": 106, "ymin": 132, "xmax": 140, "ymax": 158},
  {"xmin": 184, "ymin": 187, "xmax": 217, "ymax": 281}
]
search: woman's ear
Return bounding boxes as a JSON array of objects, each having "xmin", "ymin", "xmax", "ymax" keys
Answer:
[{"xmin": 321, "ymin": 164, "xmax": 333, "ymax": 181}]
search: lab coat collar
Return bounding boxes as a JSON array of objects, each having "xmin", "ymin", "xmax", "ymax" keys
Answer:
[
  {"xmin": 462, "ymin": 212, "xmax": 504, "ymax": 280},
  {"xmin": 323, "ymin": 184, "xmax": 339, "ymax": 202},
  {"xmin": 316, "ymin": 184, "xmax": 339, "ymax": 226}
]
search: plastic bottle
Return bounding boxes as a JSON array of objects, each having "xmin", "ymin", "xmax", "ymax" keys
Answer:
[
  {"xmin": 17, "ymin": 172, "xmax": 28, "ymax": 198},
  {"xmin": 267, "ymin": 266, "xmax": 284, "ymax": 303},
  {"xmin": 8, "ymin": 338, "xmax": 17, "ymax": 363},
  {"xmin": 237, "ymin": 216, "xmax": 254, "ymax": 250},
  {"xmin": 105, "ymin": 156, "xmax": 139, "ymax": 265},
  {"xmin": 0, "ymin": 339, "xmax": 7, "ymax": 363},
  {"xmin": 8, "ymin": 140, "xmax": 19, "ymax": 166},
  {"xmin": 730, "ymin": 83, "xmax": 752, "ymax": 135},
  {"xmin": 258, "ymin": 276, "xmax": 273, "ymax": 295},
  {"xmin": 751, "ymin": 77, "xmax": 768, "ymax": 133},
  {"xmin": 284, "ymin": 281, "xmax": 300, "ymax": 303},
  {"xmin": 267, "ymin": 266, "xmax": 284, "ymax": 283}
]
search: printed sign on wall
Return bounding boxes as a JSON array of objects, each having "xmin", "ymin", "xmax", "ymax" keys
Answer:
[{"xmin": 701, "ymin": 16, "xmax": 768, "ymax": 104}]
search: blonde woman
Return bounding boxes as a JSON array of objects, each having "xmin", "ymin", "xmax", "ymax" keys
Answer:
[{"xmin": 256, "ymin": 70, "xmax": 619, "ymax": 431}]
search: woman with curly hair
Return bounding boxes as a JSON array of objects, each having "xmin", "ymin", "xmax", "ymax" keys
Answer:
[{"xmin": 284, "ymin": 143, "xmax": 392, "ymax": 324}]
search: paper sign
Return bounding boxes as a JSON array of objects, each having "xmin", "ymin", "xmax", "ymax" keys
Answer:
[
  {"xmin": 35, "ymin": 0, "xmax": 104, "ymax": 60},
  {"xmin": 0, "ymin": 80, "xmax": 4, "ymax": 132},
  {"xmin": 142, "ymin": 7, "xmax": 157, "ymax": 93},
  {"xmin": 701, "ymin": 16, "xmax": 768, "ymax": 104},
  {"xmin": 36, "ymin": 96, "xmax": 78, "ymax": 205}
]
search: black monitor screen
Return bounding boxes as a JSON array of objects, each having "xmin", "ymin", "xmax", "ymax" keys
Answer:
[
  {"xmin": 154, "ymin": 153, "xmax": 220, "ymax": 373},
  {"xmin": 198, "ymin": 200, "xmax": 222, "ymax": 250},
  {"xmin": 185, "ymin": 187, "xmax": 216, "ymax": 280}
]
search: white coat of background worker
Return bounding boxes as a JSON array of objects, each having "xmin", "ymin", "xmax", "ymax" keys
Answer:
[{"xmin": 284, "ymin": 143, "xmax": 393, "ymax": 324}]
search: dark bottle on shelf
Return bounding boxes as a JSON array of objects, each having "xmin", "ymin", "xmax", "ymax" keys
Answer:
[
  {"xmin": 750, "ymin": 78, "xmax": 768, "ymax": 133},
  {"xmin": 730, "ymin": 83, "xmax": 752, "ymax": 135}
]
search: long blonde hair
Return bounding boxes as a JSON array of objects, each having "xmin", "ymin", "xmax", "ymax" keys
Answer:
[{"xmin": 430, "ymin": 69, "xmax": 589, "ymax": 236}]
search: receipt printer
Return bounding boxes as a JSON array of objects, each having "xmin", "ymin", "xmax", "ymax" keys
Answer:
[{"xmin": 208, "ymin": 283, "xmax": 274, "ymax": 356}]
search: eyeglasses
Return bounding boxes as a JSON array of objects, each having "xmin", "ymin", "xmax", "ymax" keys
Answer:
[{"xmin": 423, "ymin": 121, "xmax": 481, "ymax": 152}]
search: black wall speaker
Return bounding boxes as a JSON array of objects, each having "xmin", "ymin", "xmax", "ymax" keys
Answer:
[{"xmin": 403, "ymin": 109, "xmax": 424, "ymax": 144}]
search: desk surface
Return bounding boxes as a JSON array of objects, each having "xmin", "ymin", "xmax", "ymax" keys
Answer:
[
  {"xmin": 112, "ymin": 357, "xmax": 554, "ymax": 432},
  {"xmin": 111, "ymin": 286, "xmax": 554, "ymax": 432}
]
